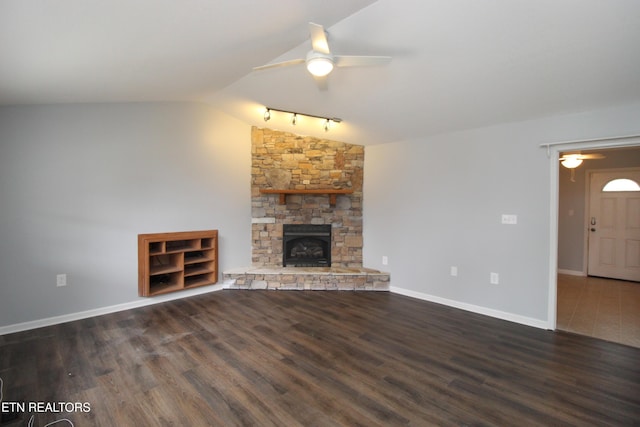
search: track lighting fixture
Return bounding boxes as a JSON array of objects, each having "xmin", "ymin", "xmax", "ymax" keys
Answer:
[{"xmin": 262, "ymin": 107, "xmax": 341, "ymax": 132}]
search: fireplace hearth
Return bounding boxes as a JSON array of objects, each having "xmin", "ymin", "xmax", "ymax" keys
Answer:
[{"xmin": 283, "ymin": 224, "xmax": 331, "ymax": 267}]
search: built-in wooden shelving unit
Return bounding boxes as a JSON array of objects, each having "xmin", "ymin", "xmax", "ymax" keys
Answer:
[
  {"xmin": 138, "ymin": 230, "xmax": 218, "ymax": 297},
  {"xmin": 260, "ymin": 189, "xmax": 353, "ymax": 206}
]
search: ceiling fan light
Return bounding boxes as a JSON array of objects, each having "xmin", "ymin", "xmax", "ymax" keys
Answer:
[
  {"xmin": 561, "ymin": 157, "xmax": 583, "ymax": 168},
  {"xmin": 306, "ymin": 57, "xmax": 334, "ymax": 77}
]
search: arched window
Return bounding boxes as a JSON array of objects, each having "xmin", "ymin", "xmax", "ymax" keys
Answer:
[{"xmin": 602, "ymin": 178, "xmax": 640, "ymax": 192}]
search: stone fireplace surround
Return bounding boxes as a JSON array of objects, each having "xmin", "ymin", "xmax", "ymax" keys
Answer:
[{"xmin": 223, "ymin": 127, "xmax": 389, "ymax": 290}]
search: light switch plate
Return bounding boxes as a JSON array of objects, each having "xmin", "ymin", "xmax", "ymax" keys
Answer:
[
  {"xmin": 56, "ymin": 273, "xmax": 67, "ymax": 287},
  {"xmin": 501, "ymin": 214, "xmax": 518, "ymax": 225},
  {"xmin": 490, "ymin": 272, "xmax": 499, "ymax": 284}
]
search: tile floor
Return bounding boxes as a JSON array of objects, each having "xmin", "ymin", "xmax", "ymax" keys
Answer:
[{"xmin": 557, "ymin": 274, "xmax": 640, "ymax": 348}]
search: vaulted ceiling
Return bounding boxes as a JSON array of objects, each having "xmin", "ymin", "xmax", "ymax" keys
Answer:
[{"xmin": 2, "ymin": 0, "xmax": 640, "ymax": 145}]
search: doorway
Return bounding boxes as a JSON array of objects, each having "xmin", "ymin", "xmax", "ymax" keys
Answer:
[{"xmin": 553, "ymin": 142, "xmax": 640, "ymax": 346}]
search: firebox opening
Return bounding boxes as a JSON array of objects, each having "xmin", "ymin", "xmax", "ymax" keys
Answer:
[{"xmin": 283, "ymin": 224, "xmax": 331, "ymax": 267}]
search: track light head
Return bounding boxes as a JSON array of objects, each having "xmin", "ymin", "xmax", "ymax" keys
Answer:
[{"xmin": 263, "ymin": 109, "xmax": 271, "ymax": 122}]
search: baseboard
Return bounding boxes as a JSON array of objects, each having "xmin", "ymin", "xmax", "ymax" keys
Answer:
[
  {"xmin": 390, "ymin": 286, "xmax": 550, "ymax": 330},
  {"xmin": 557, "ymin": 269, "xmax": 585, "ymax": 276},
  {"xmin": 2, "ymin": 283, "xmax": 550, "ymax": 335},
  {"xmin": 0, "ymin": 283, "xmax": 226, "ymax": 336}
]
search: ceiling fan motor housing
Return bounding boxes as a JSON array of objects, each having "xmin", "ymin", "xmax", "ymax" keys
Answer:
[{"xmin": 306, "ymin": 51, "xmax": 334, "ymax": 76}]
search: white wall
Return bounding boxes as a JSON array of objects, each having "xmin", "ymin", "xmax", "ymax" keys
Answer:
[
  {"xmin": 363, "ymin": 102, "xmax": 640, "ymax": 326},
  {"xmin": 0, "ymin": 103, "xmax": 252, "ymax": 328},
  {"xmin": 3, "ymin": 101, "xmax": 639, "ymax": 331}
]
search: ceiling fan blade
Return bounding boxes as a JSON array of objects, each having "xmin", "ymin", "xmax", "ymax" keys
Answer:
[
  {"xmin": 334, "ymin": 55, "xmax": 392, "ymax": 68},
  {"xmin": 253, "ymin": 58, "xmax": 305, "ymax": 72},
  {"xmin": 560, "ymin": 153, "xmax": 606, "ymax": 160},
  {"xmin": 578, "ymin": 154, "xmax": 606, "ymax": 159},
  {"xmin": 309, "ymin": 22, "xmax": 331, "ymax": 54}
]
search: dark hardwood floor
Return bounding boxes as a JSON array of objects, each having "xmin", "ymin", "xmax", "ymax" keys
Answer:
[{"xmin": 1, "ymin": 290, "xmax": 639, "ymax": 426}]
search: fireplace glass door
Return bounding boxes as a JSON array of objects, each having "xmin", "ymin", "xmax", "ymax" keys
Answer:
[{"xmin": 283, "ymin": 224, "xmax": 331, "ymax": 267}]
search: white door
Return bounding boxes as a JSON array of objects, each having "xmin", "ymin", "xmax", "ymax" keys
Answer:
[{"xmin": 587, "ymin": 169, "xmax": 640, "ymax": 282}]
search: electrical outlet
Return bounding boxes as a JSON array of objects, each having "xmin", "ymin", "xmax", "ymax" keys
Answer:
[
  {"xmin": 450, "ymin": 266, "xmax": 458, "ymax": 276},
  {"xmin": 490, "ymin": 272, "xmax": 499, "ymax": 284},
  {"xmin": 56, "ymin": 274, "xmax": 67, "ymax": 287},
  {"xmin": 382, "ymin": 256, "xmax": 388, "ymax": 265}
]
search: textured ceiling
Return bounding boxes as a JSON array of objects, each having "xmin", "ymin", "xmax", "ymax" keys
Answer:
[{"xmin": 2, "ymin": 0, "xmax": 640, "ymax": 145}]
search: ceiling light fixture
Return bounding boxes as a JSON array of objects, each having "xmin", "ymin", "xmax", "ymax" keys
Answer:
[
  {"xmin": 306, "ymin": 52, "xmax": 334, "ymax": 77},
  {"xmin": 560, "ymin": 155, "xmax": 583, "ymax": 169},
  {"xmin": 262, "ymin": 107, "xmax": 342, "ymax": 131}
]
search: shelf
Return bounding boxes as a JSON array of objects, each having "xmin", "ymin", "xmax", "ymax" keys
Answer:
[
  {"xmin": 149, "ymin": 271, "xmax": 182, "ymax": 295},
  {"xmin": 138, "ymin": 230, "xmax": 218, "ymax": 297},
  {"xmin": 149, "ymin": 282, "xmax": 183, "ymax": 296},
  {"xmin": 184, "ymin": 274, "xmax": 216, "ymax": 288},
  {"xmin": 165, "ymin": 239, "xmax": 200, "ymax": 253},
  {"xmin": 149, "ymin": 253, "xmax": 182, "ymax": 275},
  {"xmin": 201, "ymin": 238, "xmax": 215, "ymax": 249},
  {"xmin": 149, "ymin": 242, "xmax": 165, "ymax": 255},
  {"xmin": 184, "ymin": 265, "xmax": 214, "ymax": 277},
  {"xmin": 184, "ymin": 253, "xmax": 215, "ymax": 265},
  {"xmin": 150, "ymin": 265, "xmax": 183, "ymax": 276},
  {"xmin": 260, "ymin": 189, "xmax": 353, "ymax": 206}
]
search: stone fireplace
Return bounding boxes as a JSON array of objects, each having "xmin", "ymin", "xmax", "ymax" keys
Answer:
[
  {"xmin": 250, "ymin": 126, "xmax": 363, "ymax": 268},
  {"xmin": 223, "ymin": 127, "xmax": 389, "ymax": 291}
]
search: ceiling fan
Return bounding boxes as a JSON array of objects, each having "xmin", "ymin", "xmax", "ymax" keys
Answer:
[
  {"xmin": 560, "ymin": 152, "xmax": 606, "ymax": 182},
  {"xmin": 559, "ymin": 152, "xmax": 606, "ymax": 169},
  {"xmin": 253, "ymin": 22, "xmax": 391, "ymax": 85}
]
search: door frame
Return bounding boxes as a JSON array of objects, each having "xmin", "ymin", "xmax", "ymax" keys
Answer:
[{"xmin": 546, "ymin": 135, "xmax": 640, "ymax": 330}]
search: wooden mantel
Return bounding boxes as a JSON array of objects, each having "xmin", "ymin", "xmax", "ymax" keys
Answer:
[{"xmin": 260, "ymin": 189, "xmax": 353, "ymax": 206}]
